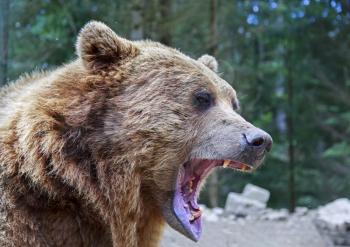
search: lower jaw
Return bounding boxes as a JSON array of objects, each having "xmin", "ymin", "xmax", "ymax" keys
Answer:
[
  {"xmin": 172, "ymin": 190, "xmax": 202, "ymax": 241},
  {"xmin": 170, "ymin": 160, "xmax": 218, "ymax": 241},
  {"xmin": 168, "ymin": 159, "xmax": 254, "ymax": 241}
]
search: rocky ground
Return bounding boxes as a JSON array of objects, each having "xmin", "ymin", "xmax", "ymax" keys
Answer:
[
  {"xmin": 161, "ymin": 217, "xmax": 331, "ymax": 247},
  {"xmin": 161, "ymin": 184, "xmax": 350, "ymax": 247}
]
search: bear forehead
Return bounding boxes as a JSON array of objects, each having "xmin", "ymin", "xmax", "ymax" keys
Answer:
[{"xmin": 136, "ymin": 41, "xmax": 238, "ymax": 101}]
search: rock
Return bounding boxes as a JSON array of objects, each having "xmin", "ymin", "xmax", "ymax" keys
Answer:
[
  {"xmin": 314, "ymin": 198, "xmax": 350, "ymax": 246},
  {"xmin": 200, "ymin": 205, "xmax": 222, "ymax": 222},
  {"xmin": 212, "ymin": 207, "xmax": 224, "ymax": 216},
  {"xmin": 203, "ymin": 211, "xmax": 219, "ymax": 222},
  {"xmin": 227, "ymin": 214, "xmax": 237, "ymax": 221},
  {"xmin": 161, "ymin": 218, "xmax": 330, "ymax": 247},
  {"xmin": 205, "ymin": 213, "xmax": 219, "ymax": 222},
  {"xmin": 295, "ymin": 207, "xmax": 308, "ymax": 216},
  {"xmin": 261, "ymin": 209, "xmax": 289, "ymax": 221},
  {"xmin": 316, "ymin": 198, "xmax": 350, "ymax": 231},
  {"xmin": 225, "ymin": 192, "xmax": 265, "ymax": 217},
  {"xmin": 242, "ymin": 184, "xmax": 270, "ymax": 205}
]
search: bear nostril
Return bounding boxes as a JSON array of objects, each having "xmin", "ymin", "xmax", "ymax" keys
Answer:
[
  {"xmin": 244, "ymin": 130, "xmax": 273, "ymax": 152},
  {"xmin": 251, "ymin": 137, "xmax": 265, "ymax": 147}
]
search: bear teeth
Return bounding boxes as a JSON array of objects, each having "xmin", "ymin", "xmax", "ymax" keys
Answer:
[
  {"xmin": 190, "ymin": 209, "xmax": 202, "ymax": 222},
  {"xmin": 188, "ymin": 180, "xmax": 193, "ymax": 193},
  {"xmin": 223, "ymin": 160, "xmax": 230, "ymax": 168}
]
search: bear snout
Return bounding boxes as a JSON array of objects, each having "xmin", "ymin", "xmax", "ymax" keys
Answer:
[{"xmin": 243, "ymin": 128, "xmax": 273, "ymax": 153}]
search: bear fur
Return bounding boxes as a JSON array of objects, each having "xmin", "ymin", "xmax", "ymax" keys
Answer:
[{"xmin": 0, "ymin": 21, "xmax": 268, "ymax": 247}]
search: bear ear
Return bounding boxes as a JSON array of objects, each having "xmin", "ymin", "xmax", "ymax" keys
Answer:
[
  {"xmin": 76, "ymin": 21, "xmax": 139, "ymax": 70},
  {"xmin": 197, "ymin": 54, "xmax": 218, "ymax": 73}
]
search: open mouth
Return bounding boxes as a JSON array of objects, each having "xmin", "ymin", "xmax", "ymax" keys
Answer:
[{"xmin": 171, "ymin": 159, "xmax": 253, "ymax": 241}]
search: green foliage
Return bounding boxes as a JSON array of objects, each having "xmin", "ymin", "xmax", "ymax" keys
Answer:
[
  {"xmin": 4, "ymin": 0, "xmax": 350, "ymax": 209},
  {"xmin": 323, "ymin": 142, "xmax": 350, "ymax": 158}
]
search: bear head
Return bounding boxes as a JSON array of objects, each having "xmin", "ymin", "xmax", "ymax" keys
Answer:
[{"xmin": 76, "ymin": 21, "xmax": 272, "ymax": 242}]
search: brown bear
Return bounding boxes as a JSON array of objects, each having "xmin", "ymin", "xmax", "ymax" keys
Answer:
[{"xmin": 0, "ymin": 21, "xmax": 272, "ymax": 247}]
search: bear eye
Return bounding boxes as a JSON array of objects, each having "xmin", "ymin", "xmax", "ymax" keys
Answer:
[{"xmin": 193, "ymin": 90, "xmax": 213, "ymax": 111}]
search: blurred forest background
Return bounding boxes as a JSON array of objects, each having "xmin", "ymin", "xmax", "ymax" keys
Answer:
[{"xmin": 0, "ymin": 0, "xmax": 349, "ymax": 211}]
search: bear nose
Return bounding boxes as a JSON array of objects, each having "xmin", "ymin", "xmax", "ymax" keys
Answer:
[{"xmin": 244, "ymin": 129, "xmax": 273, "ymax": 152}]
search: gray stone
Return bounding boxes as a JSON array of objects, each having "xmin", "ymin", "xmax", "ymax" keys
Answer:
[
  {"xmin": 225, "ymin": 192, "xmax": 265, "ymax": 217},
  {"xmin": 204, "ymin": 212, "xmax": 219, "ymax": 222},
  {"xmin": 295, "ymin": 207, "xmax": 309, "ymax": 216},
  {"xmin": 316, "ymin": 198, "xmax": 350, "ymax": 232},
  {"xmin": 261, "ymin": 209, "xmax": 289, "ymax": 221},
  {"xmin": 242, "ymin": 183, "xmax": 270, "ymax": 205},
  {"xmin": 212, "ymin": 207, "xmax": 224, "ymax": 216},
  {"xmin": 200, "ymin": 206, "xmax": 221, "ymax": 222},
  {"xmin": 315, "ymin": 198, "xmax": 350, "ymax": 246}
]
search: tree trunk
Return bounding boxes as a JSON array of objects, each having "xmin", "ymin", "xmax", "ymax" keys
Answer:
[
  {"xmin": 286, "ymin": 48, "xmax": 296, "ymax": 213},
  {"xmin": 207, "ymin": 0, "xmax": 219, "ymax": 208},
  {"xmin": 158, "ymin": 0, "xmax": 172, "ymax": 46},
  {"xmin": 208, "ymin": 0, "xmax": 217, "ymax": 55},
  {"xmin": 0, "ymin": 0, "xmax": 9, "ymax": 85},
  {"xmin": 130, "ymin": 0, "xmax": 144, "ymax": 40}
]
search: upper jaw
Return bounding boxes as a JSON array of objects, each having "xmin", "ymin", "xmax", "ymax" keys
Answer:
[{"xmin": 162, "ymin": 156, "xmax": 264, "ymax": 242}]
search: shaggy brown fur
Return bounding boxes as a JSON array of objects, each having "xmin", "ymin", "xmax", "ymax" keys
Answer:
[{"xmin": 0, "ymin": 21, "xmax": 256, "ymax": 246}]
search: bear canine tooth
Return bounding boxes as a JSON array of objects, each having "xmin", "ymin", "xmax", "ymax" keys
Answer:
[
  {"xmin": 223, "ymin": 160, "xmax": 230, "ymax": 168},
  {"xmin": 189, "ymin": 215, "xmax": 195, "ymax": 221},
  {"xmin": 188, "ymin": 181, "xmax": 193, "ymax": 193},
  {"xmin": 242, "ymin": 164, "xmax": 251, "ymax": 171},
  {"xmin": 190, "ymin": 210, "xmax": 202, "ymax": 221}
]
